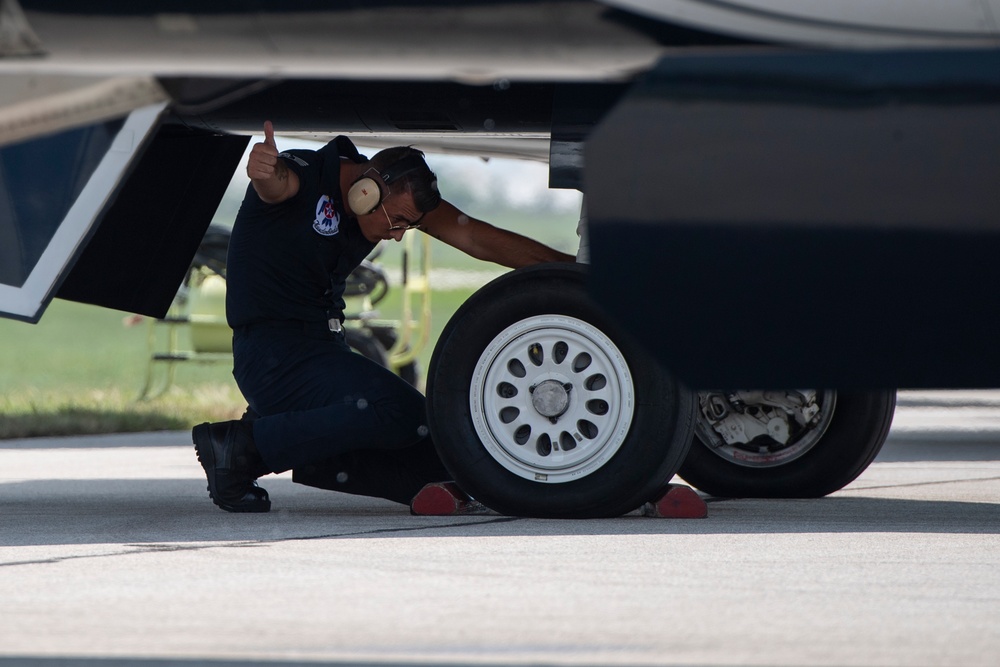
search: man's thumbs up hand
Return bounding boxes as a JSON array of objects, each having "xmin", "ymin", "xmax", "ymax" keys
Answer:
[
  {"xmin": 247, "ymin": 120, "xmax": 280, "ymax": 181},
  {"xmin": 245, "ymin": 120, "xmax": 298, "ymax": 203}
]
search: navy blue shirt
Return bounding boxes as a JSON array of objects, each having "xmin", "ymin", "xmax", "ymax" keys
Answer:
[{"xmin": 226, "ymin": 137, "xmax": 376, "ymax": 328}]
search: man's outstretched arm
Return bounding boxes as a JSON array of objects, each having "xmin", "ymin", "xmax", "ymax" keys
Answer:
[{"xmin": 419, "ymin": 200, "xmax": 575, "ymax": 268}]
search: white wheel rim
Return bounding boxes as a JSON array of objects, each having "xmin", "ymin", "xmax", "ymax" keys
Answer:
[{"xmin": 470, "ymin": 315, "xmax": 635, "ymax": 483}]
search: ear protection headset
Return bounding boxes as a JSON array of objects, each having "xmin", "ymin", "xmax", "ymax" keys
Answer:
[{"xmin": 347, "ymin": 154, "xmax": 427, "ymax": 215}]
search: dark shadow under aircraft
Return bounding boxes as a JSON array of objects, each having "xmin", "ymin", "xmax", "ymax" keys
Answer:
[{"xmin": 1, "ymin": 0, "xmax": 998, "ymax": 516}]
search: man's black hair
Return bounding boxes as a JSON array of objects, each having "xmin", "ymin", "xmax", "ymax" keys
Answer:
[{"xmin": 370, "ymin": 146, "xmax": 441, "ymax": 213}]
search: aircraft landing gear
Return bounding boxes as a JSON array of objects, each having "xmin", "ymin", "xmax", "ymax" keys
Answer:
[
  {"xmin": 425, "ymin": 263, "xmax": 696, "ymax": 518},
  {"xmin": 680, "ymin": 389, "xmax": 896, "ymax": 497}
]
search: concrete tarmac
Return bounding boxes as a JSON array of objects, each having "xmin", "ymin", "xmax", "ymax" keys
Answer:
[{"xmin": 0, "ymin": 390, "xmax": 998, "ymax": 667}]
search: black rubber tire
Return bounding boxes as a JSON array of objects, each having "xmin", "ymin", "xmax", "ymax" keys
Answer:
[
  {"xmin": 679, "ymin": 389, "xmax": 896, "ymax": 498},
  {"xmin": 425, "ymin": 263, "xmax": 696, "ymax": 518}
]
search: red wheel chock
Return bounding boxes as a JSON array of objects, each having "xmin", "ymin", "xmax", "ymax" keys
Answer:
[
  {"xmin": 411, "ymin": 482, "xmax": 707, "ymax": 518},
  {"xmin": 641, "ymin": 484, "xmax": 708, "ymax": 519},
  {"xmin": 410, "ymin": 482, "xmax": 490, "ymax": 516}
]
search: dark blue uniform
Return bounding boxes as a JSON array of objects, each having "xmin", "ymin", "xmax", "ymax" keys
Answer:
[{"xmin": 227, "ymin": 137, "xmax": 449, "ymax": 504}]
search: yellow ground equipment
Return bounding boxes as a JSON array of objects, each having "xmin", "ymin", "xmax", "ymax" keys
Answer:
[{"xmin": 138, "ymin": 231, "xmax": 431, "ymax": 399}]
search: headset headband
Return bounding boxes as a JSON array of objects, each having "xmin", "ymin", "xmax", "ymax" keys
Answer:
[{"xmin": 379, "ymin": 154, "xmax": 426, "ymax": 186}]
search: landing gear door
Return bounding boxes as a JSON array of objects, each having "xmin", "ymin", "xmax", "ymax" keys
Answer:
[{"xmin": 0, "ymin": 103, "xmax": 166, "ymax": 323}]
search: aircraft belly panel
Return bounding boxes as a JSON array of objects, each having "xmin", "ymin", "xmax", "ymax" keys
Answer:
[{"xmin": 585, "ymin": 49, "xmax": 1000, "ymax": 389}]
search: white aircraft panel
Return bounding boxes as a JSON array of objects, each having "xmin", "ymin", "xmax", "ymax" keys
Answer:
[
  {"xmin": 0, "ymin": 75, "xmax": 167, "ymax": 148},
  {"xmin": 605, "ymin": 0, "xmax": 1000, "ymax": 47},
  {"xmin": 720, "ymin": 0, "xmax": 996, "ymax": 34}
]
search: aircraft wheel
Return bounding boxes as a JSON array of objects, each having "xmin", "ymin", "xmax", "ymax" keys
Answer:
[
  {"xmin": 679, "ymin": 389, "xmax": 896, "ymax": 497},
  {"xmin": 426, "ymin": 263, "xmax": 696, "ymax": 518}
]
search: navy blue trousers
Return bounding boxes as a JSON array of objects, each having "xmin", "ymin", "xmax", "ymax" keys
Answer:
[{"xmin": 232, "ymin": 322, "xmax": 450, "ymax": 505}]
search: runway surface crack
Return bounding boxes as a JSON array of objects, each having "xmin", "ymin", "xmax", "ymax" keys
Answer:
[
  {"xmin": 843, "ymin": 475, "xmax": 1000, "ymax": 492},
  {"xmin": 0, "ymin": 516, "xmax": 522, "ymax": 569}
]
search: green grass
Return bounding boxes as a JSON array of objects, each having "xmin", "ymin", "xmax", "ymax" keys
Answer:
[
  {"xmin": 0, "ymin": 202, "xmax": 579, "ymax": 439},
  {"xmin": 0, "ymin": 386, "xmax": 245, "ymax": 439},
  {"xmin": 0, "ymin": 286, "xmax": 479, "ymax": 439}
]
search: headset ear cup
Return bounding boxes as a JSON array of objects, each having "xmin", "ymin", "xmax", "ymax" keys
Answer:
[{"xmin": 347, "ymin": 177, "xmax": 383, "ymax": 215}]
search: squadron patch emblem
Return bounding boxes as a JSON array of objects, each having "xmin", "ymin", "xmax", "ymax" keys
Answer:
[{"xmin": 313, "ymin": 195, "xmax": 340, "ymax": 236}]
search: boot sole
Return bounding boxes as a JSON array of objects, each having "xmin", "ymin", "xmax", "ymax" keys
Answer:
[{"xmin": 193, "ymin": 423, "xmax": 271, "ymax": 513}]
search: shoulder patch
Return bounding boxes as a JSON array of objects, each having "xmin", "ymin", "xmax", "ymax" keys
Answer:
[
  {"xmin": 313, "ymin": 195, "xmax": 340, "ymax": 236},
  {"xmin": 278, "ymin": 152, "xmax": 309, "ymax": 167}
]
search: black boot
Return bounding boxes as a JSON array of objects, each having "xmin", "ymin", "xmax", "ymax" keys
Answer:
[{"xmin": 192, "ymin": 420, "xmax": 271, "ymax": 513}]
